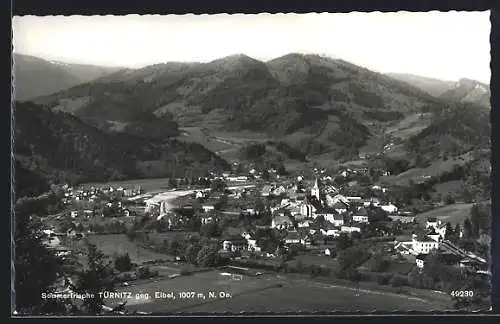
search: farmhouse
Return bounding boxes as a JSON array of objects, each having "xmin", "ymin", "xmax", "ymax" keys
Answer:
[
  {"xmin": 331, "ymin": 201, "xmax": 349, "ymax": 214},
  {"xmin": 352, "ymin": 207, "xmax": 369, "ymax": 223},
  {"xmin": 284, "ymin": 231, "xmax": 301, "ymax": 245},
  {"xmin": 317, "ymin": 210, "xmax": 344, "ymax": 226},
  {"xmin": 271, "ymin": 215, "xmax": 292, "ymax": 230},
  {"xmin": 411, "ymin": 234, "xmax": 440, "ymax": 254},
  {"xmin": 388, "ymin": 215, "xmax": 415, "ymax": 223},
  {"xmin": 380, "ymin": 203, "xmax": 398, "ymax": 214},
  {"xmin": 202, "ymin": 204, "xmax": 216, "ymax": 212},
  {"xmin": 201, "ymin": 213, "xmax": 218, "ymax": 225},
  {"xmin": 341, "ymin": 225, "xmax": 361, "ymax": 233},
  {"xmin": 261, "ymin": 185, "xmax": 273, "ymax": 197},
  {"xmin": 426, "ymin": 218, "xmax": 447, "ymax": 240}
]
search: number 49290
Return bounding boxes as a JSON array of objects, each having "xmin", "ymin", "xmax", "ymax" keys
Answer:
[{"xmin": 450, "ymin": 290, "xmax": 474, "ymax": 297}]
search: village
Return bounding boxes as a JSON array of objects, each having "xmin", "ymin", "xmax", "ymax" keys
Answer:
[{"xmin": 39, "ymin": 162, "xmax": 491, "ymax": 311}]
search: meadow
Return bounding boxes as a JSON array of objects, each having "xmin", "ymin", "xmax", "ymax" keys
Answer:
[
  {"xmin": 413, "ymin": 203, "xmax": 474, "ymax": 226},
  {"xmin": 112, "ymin": 269, "xmax": 453, "ymax": 313}
]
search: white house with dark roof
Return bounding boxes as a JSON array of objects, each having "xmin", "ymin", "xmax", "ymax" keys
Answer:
[
  {"xmin": 380, "ymin": 203, "xmax": 398, "ymax": 214},
  {"xmin": 388, "ymin": 215, "xmax": 415, "ymax": 223},
  {"xmin": 426, "ymin": 219, "xmax": 447, "ymax": 240},
  {"xmin": 352, "ymin": 207, "xmax": 369, "ymax": 223},
  {"xmin": 341, "ymin": 225, "xmax": 361, "ymax": 233},
  {"xmin": 331, "ymin": 201, "xmax": 349, "ymax": 214},
  {"xmin": 284, "ymin": 231, "xmax": 301, "ymax": 245},
  {"xmin": 271, "ymin": 215, "xmax": 292, "ymax": 230},
  {"xmin": 410, "ymin": 234, "xmax": 440, "ymax": 254}
]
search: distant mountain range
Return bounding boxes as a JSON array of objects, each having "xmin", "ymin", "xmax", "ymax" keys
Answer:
[
  {"xmin": 388, "ymin": 73, "xmax": 490, "ymax": 108},
  {"xmin": 12, "ymin": 53, "xmax": 123, "ymax": 101},
  {"xmin": 13, "ymin": 53, "xmax": 491, "ymax": 196}
]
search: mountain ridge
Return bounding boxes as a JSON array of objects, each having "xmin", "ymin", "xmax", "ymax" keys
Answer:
[
  {"xmin": 13, "ymin": 53, "xmax": 124, "ymax": 101},
  {"xmin": 31, "ymin": 53, "xmax": 444, "ymax": 159}
]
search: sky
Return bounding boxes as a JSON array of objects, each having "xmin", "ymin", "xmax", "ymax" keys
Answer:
[{"xmin": 12, "ymin": 11, "xmax": 491, "ymax": 83}]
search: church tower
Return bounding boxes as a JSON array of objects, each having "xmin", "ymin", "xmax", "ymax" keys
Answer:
[{"xmin": 311, "ymin": 178, "xmax": 321, "ymax": 201}]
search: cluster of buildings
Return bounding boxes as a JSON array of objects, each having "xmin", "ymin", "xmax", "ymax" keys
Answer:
[
  {"xmin": 62, "ymin": 185, "xmax": 142, "ymax": 204},
  {"xmin": 266, "ymin": 178, "xmax": 403, "ymax": 236}
]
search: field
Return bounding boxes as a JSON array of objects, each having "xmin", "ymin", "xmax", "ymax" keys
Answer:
[
  {"xmin": 384, "ymin": 113, "xmax": 433, "ymax": 140},
  {"xmin": 413, "ymin": 203, "xmax": 474, "ymax": 226},
  {"xmin": 289, "ymin": 254, "xmax": 340, "ymax": 270},
  {"xmin": 111, "ymin": 270, "xmax": 453, "ymax": 313},
  {"xmin": 380, "ymin": 153, "xmax": 474, "ymax": 186},
  {"xmin": 86, "ymin": 234, "xmax": 173, "ymax": 263},
  {"xmin": 176, "ymin": 127, "xmax": 235, "ymax": 153}
]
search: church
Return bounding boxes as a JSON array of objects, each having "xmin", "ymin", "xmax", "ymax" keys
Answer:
[{"xmin": 299, "ymin": 178, "xmax": 347, "ymax": 226}]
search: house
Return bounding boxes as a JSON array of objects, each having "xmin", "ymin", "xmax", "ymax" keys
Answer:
[
  {"xmin": 331, "ymin": 201, "xmax": 349, "ymax": 214},
  {"xmin": 247, "ymin": 237, "xmax": 261, "ymax": 252},
  {"xmin": 324, "ymin": 248, "xmax": 332, "ymax": 256},
  {"xmin": 341, "ymin": 226, "xmax": 361, "ymax": 233},
  {"xmin": 300, "ymin": 235, "xmax": 313, "ymax": 247},
  {"xmin": 222, "ymin": 240, "xmax": 232, "ymax": 251},
  {"xmin": 316, "ymin": 209, "xmax": 343, "ymax": 226},
  {"xmin": 201, "ymin": 213, "xmax": 218, "ymax": 225},
  {"xmin": 320, "ymin": 228, "xmax": 340, "ymax": 237},
  {"xmin": 346, "ymin": 197, "xmax": 362, "ymax": 204},
  {"xmin": 297, "ymin": 220, "xmax": 312, "ymax": 228},
  {"xmin": 284, "ymin": 231, "xmax": 301, "ymax": 245},
  {"xmin": 271, "ymin": 215, "xmax": 291, "ymax": 230},
  {"xmin": 380, "ymin": 203, "xmax": 398, "ymax": 214},
  {"xmin": 411, "ymin": 234, "xmax": 439, "ymax": 254},
  {"xmin": 394, "ymin": 242, "xmax": 413, "ymax": 255},
  {"xmin": 388, "ymin": 215, "xmax": 415, "ymax": 224},
  {"xmin": 273, "ymin": 185, "xmax": 287, "ymax": 196},
  {"xmin": 427, "ymin": 228, "xmax": 442, "ymax": 242},
  {"xmin": 352, "ymin": 207, "xmax": 369, "ymax": 223},
  {"xmin": 43, "ymin": 235, "xmax": 61, "ymax": 249},
  {"xmin": 202, "ymin": 204, "xmax": 216, "ymax": 213},
  {"xmin": 416, "ymin": 254, "xmax": 428, "ymax": 269},
  {"xmin": 195, "ymin": 191, "xmax": 205, "ymax": 199},
  {"xmin": 426, "ymin": 219, "xmax": 447, "ymax": 239},
  {"xmin": 364, "ymin": 197, "xmax": 380, "ymax": 207},
  {"xmin": 326, "ymin": 194, "xmax": 350, "ymax": 206},
  {"xmin": 70, "ymin": 211, "xmax": 78, "ymax": 218},
  {"xmin": 261, "ymin": 185, "xmax": 273, "ymax": 197}
]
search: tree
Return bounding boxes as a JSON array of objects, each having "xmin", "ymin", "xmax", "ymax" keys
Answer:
[
  {"xmin": 337, "ymin": 246, "xmax": 370, "ymax": 270},
  {"xmin": 185, "ymin": 244, "xmax": 202, "ymax": 264},
  {"xmin": 168, "ymin": 178, "xmax": 178, "ymax": 189},
  {"xmin": 445, "ymin": 222, "xmax": 455, "ymax": 241},
  {"xmin": 113, "ymin": 253, "xmax": 132, "ymax": 272},
  {"xmin": 335, "ymin": 233, "xmax": 353, "ymax": 250},
  {"xmin": 469, "ymin": 205, "xmax": 481, "ymax": 238},
  {"xmin": 445, "ymin": 194, "xmax": 455, "ymax": 205},
  {"xmin": 200, "ymin": 222, "xmax": 220, "ymax": 238},
  {"xmin": 453, "ymin": 224, "xmax": 462, "ymax": 242},
  {"xmin": 370, "ymin": 253, "xmax": 390, "ymax": 272},
  {"xmin": 14, "ymin": 198, "xmax": 64, "ymax": 314},
  {"xmin": 196, "ymin": 245, "xmax": 223, "ymax": 267},
  {"xmin": 210, "ymin": 178, "xmax": 227, "ymax": 193},
  {"xmin": 463, "ymin": 218, "xmax": 474, "ymax": 239},
  {"xmin": 368, "ymin": 207, "xmax": 388, "ymax": 223},
  {"xmin": 73, "ymin": 243, "xmax": 116, "ymax": 314}
]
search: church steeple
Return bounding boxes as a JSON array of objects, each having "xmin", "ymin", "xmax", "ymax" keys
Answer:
[{"xmin": 311, "ymin": 178, "xmax": 321, "ymax": 201}]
